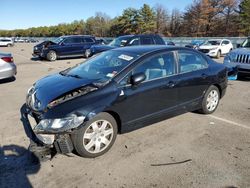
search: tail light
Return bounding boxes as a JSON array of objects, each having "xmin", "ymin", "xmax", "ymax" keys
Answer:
[{"xmin": 1, "ymin": 57, "xmax": 13, "ymax": 63}]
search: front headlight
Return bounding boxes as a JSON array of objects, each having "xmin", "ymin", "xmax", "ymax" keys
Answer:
[
  {"xmin": 34, "ymin": 47, "xmax": 38, "ymax": 50},
  {"xmin": 210, "ymin": 47, "xmax": 218, "ymax": 51},
  {"xmin": 34, "ymin": 115, "xmax": 85, "ymax": 134}
]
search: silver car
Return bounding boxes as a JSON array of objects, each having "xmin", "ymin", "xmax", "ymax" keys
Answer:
[{"xmin": 0, "ymin": 52, "xmax": 17, "ymax": 80}]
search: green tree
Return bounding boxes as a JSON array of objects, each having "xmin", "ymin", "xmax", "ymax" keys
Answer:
[
  {"xmin": 139, "ymin": 4, "xmax": 156, "ymax": 33},
  {"xmin": 239, "ymin": 0, "xmax": 250, "ymax": 35}
]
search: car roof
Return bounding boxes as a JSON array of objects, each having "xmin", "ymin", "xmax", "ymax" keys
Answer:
[
  {"xmin": 62, "ymin": 35, "xmax": 94, "ymax": 38},
  {"xmin": 111, "ymin": 45, "xmax": 187, "ymax": 55}
]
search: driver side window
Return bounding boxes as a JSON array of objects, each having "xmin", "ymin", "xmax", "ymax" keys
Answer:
[{"xmin": 133, "ymin": 52, "xmax": 176, "ymax": 81}]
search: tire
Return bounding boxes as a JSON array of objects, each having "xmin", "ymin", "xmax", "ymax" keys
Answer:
[
  {"xmin": 46, "ymin": 50, "xmax": 57, "ymax": 61},
  {"xmin": 71, "ymin": 112, "xmax": 118, "ymax": 158},
  {"xmin": 84, "ymin": 49, "xmax": 91, "ymax": 58},
  {"xmin": 216, "ymin": 50, "xmax": 221, "ymax": 59},
  {"xmin": 7, "ymin": 44, "xmax": 11, "ymax": 47},
  {"xmin": 199, "ymin": 85, "xmax": 220, "ymax": 114}
]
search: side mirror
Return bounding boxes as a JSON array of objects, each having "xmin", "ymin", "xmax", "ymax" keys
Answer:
[
  {"xmin": 222, "ymin": 43, "xmax": 226, "ymax": 46},
  {"xmin": 130, "ymin": 73, "xmax": 146, "ymax": 86},
  {"xmin": 236, "ymin": 44, "xmax": 241, "ymax": 48},
  {"xmin": 120, "ymin": 40, "xmax": 127, "ymax": 47},
  {"xmin": 60, "ymin": 42, "xmax": 65, "ymax": 46}
]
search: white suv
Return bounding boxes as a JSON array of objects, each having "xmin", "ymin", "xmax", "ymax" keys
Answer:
[
  {"xmin": 0, "ymin": 38, "xmax": 14, "ymax": 47},
  {"xmin": 198, "ymin": 39, "xmax": 233, "ymax": 58}
]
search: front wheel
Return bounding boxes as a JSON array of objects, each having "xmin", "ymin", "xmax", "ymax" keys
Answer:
[
  {"xmin": 199, "ymin": 85, "xmax": 220, "ymax": 114},
  {"xmin": 84, "ymin": 49, "xmax": 91, "ymax": 58},
  {"xmin": 216, "ymin": 50, "xmax": 221, "ymax": 59},
  {"xmin": 46, "ymin": 50, "xmax": 57, "ymax": 61},
  {"xmin": 71, "ymin": 112, "xmax": 118, "ymax": 158}
]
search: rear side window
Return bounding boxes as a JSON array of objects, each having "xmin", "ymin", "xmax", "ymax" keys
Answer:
[
  {"xmin": 64, "ymin": 37, "xmax": 82, "ymax": 44},
  {"xmin": 178, "ymin": 51, "xmax": 208, "ymax": 73},
  {"xmin": 153, "ymin": 36, "xmax": 165, "ymax": 45},
  {"xmin": 141, "ymin": 37, "xmax": 154, "ymax": 45},
  {"xmin": 84, "ymin": 38, "xmax": 95, "ymax": 43}
]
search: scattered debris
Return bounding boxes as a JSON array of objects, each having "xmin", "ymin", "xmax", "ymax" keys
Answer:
[
  {"xmin": 151, "ymin": 159, "xmax": 192, "ymax": 166},
  {"xmin": 125, "ymin": 145, "xmax": 128, "ymax": 149},
  {"xmin": 209, "ymin": 122, "xmax": 215, "ymax": 125}
]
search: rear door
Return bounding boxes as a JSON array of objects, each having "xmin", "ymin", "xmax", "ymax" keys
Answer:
[
  {"xmin": 221, "ymin": 40, "xmax": 231, "ymax": 54},
  {"xmin": 176, "ymin": 50, "xmax": 211, "ymax": 106},
  {"xmin": 83, "ymin": 37, "xmax": 96, "ymax": 51}
]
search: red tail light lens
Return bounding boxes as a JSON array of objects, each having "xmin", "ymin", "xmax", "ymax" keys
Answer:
[{"xmin": 1, "ymin": 57, "xmax": 13, "ymax": 63}]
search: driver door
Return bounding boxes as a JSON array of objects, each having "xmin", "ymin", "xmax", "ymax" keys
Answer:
[{"xmin": 112, "ymin": 51, "xmax": 179, "ymax": 129}]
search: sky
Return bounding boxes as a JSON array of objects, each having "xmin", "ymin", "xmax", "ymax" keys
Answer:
[{"xmin": 0, "ymin": 0, "xmax": 192, "ymax": 30}]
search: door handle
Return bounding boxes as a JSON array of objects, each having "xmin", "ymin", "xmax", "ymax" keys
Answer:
[
  {"xmin": 166, "ymin": 81, "xmax": 175, "ymax": 88},
  {"xmin": 201, "ymin": 73, "xmax": 208, "ymax": 79}
]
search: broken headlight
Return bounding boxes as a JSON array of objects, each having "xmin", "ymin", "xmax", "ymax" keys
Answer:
[{"xmin": 34, "ymin": 115, "xmax": 85, "ymax": 134}]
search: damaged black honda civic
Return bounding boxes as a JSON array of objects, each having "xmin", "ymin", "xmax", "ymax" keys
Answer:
[{"xmin": 25, "ymin": 46, "xmax": 227, "ymax": 158}]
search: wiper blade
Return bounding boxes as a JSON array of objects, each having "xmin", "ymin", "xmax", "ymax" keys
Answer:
[{"xmin": 59, "ymin": 71, "xmax": 82, "ymax": 79}]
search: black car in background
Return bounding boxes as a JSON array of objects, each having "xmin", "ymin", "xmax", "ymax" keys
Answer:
[
  {"xmin": 33, "ymin": 35, "xmax": 97, "ymax": 61},
  {"xmin": 25, "ymin": 46, "xmax": 227, "ymax": 158},
  {"xmin": 185, "ymin": 40, "xmax": 205, "ymax": 49},
  {"xmin": 86, "ymin": 34, "xmax": 165, "ymax": 58}
]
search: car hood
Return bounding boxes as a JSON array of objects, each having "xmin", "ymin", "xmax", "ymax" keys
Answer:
[
  {"xmin": 34, "ymin": 40, "xmax": 57, "ymax": 48},
  {"xmin": 199, "ymin": 45, "xmax": 220, "ymax": 49},
  {"xmin": 231, "ymin": 48, "xmax": 250, "ymax": 55},
  {"xmin": 91, "ymin": 45, "xmax": 115, "ymax": 51},
  {"xmin": 31, "ymin": 73, "xmax": 102, "ymax": 111}
]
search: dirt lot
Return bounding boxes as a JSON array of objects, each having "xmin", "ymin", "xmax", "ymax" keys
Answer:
[{"xmin": 0, "ymin": 43, "xmax": 250, "ymax": 188}]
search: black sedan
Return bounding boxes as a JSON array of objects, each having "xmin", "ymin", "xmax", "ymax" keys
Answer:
[{"xmin": 24, "ymin": 46, "xmax": 227, "ymax": 158}]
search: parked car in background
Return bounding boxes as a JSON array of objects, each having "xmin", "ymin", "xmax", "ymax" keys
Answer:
[
  {"xmin": 86, "ymin": 34, "xmax": 166, "ymax": 58},
  {"xmin": 27, "ymin": 38, "xmax": 39, "ymax": 43},
  {"xmin": 96, "ymin": 38, "xmax": 109, "ymax": 45},
  {"xmin": 33, "ymin": 35, "xmax": 97, "ymax": 61},
  {"xmin": 224, "ymin": 36, "xmax": 250, "ymax": 79},
  {"xmin": 165, "ymin": 41, "xmax": 175, "ymax": 46},
  {"xmin": 0, "ymin": 38, "xmax": 14, "ymax": 47},
  {"xmin": 185, "ymin": 40, "xmax": 204, "ymax": 49},
  {"xmin": 0, "ymin": 52, "xmax": 16, "ymax": 80},
  {"xmin": 198, "ymin": 39, "xmax": 233, "ymax": 58},
  {"xmin": 14, "ymin": 38, "xmax": 25, "ymax": 43},
  {"xmin": 25, "ymin": 46, "xmax": 227, "ymax": 158}
]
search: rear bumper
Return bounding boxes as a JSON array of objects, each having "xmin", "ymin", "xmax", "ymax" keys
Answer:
[{"xmin": 0, "ymin": 63, "xmax": 17, "ymax": 80}]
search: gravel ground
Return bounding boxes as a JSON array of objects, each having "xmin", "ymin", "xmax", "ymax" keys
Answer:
[{"xmin": 0, "ymin": 43, "xmax": 250, "ymax": 188}]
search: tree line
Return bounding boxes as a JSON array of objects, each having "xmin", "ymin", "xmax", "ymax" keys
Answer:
[{"xmin": 0, "ymin": 0, "xmax": 249, "ymax": 37}]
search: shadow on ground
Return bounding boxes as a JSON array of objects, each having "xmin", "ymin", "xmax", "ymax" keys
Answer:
[
  {"xmin": 0, "ymin": 144, "xmax": 40, "ymax": 188},
  {"xmin": 0, "ymin": 77, "xmax": 16, "ymax": 84}
]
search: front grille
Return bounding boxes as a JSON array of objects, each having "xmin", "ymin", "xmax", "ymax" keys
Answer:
[
  {"xmin": 199, "ymin": 49, "xmax": 210, "ymax": 53},
  {"xmin": 236, "ymin": 54, "xmax": 250, "ymax": 64}
]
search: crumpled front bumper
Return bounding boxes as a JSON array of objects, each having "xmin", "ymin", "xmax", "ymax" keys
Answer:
[{"xmin": 24, "ymin": 106, "xmax": 75, "ymax": 158}]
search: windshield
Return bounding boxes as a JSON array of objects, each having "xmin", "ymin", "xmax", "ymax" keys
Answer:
[
  {"xmin": 203, "ymin": 40, "xmax": 221, "ymax": 46},
  {"xmin": 61, "ymin": 50, "xmax": 139, "ymax": 82},
  {"xmin": 52, "ymin": 37, "xmax": 64, "ymax": 44},
  {"xmin": 108, "ymin": 36, "xmax": 132, "ymax": 47},
  {"xmin": 241, "ymin": 38, "xmax": 250, "ymax": 48}
]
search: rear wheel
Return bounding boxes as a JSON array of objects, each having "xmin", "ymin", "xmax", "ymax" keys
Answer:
[
  {"xmin": 199, "ymin": 85, "xmax": 220, "ymax": 114},
  {"xmin": 72, "ymin": 112, "xmax": 117, "ymax": 158},
  {"xmin": 46, "ymin": 50, "xmax": 57, "ymax": 61}
]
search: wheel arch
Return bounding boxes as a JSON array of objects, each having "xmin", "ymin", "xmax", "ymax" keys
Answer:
[{"xmin": 211, "ymin": 84, "xmax": 222, "ymax": 98}]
